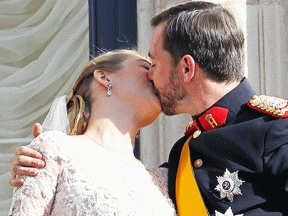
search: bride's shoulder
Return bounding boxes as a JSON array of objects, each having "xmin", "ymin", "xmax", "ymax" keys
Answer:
[
  {"xmin": 38, "ymin": 130, "xmax": 67, "ymax": 138},
  {"xmin": 28, "ymin": 131, "xmax": 69, "ymax": 155},
  {"xmin": 145, "ymin": 166, "xmax": 168, "ymax": 184},
  {"xmin": 145, "ymin": 166, "xmax": 168, "ymax": 176},
  {"xmin": 33, "ymin": 130, "xmax": 68, "ymax": 144}
]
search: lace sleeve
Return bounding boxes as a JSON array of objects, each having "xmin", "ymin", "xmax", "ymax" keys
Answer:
[
  {"xmin": 145, "ymin": 166, "xmax": 176, "ymax": 207},
  {"xmin": 9, "ymin": 132, "xmax": 62, "ymax": 216}
]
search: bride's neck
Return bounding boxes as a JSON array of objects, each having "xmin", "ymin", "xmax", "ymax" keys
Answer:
[{"xmin": 83, "ymin": 107, "xmax": 139, "ymax": 157}]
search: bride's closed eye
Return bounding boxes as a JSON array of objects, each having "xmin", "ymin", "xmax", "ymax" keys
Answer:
[{"xmin": 142, "ymin": 65, "xmax": 150, "ymax": 70}]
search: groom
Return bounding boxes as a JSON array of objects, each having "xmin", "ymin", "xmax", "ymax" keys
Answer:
[{"xmin": 10, "ymin": 1, "xmax": 288, "ymax": 215}]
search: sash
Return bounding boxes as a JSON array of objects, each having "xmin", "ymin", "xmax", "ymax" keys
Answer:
[{"xmin": 176, "ymin": 135, "xmax": 208, "ymax": 215}]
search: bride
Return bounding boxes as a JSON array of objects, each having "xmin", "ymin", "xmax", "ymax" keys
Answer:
[{"xmin": 9, "ymin": 49, "xmax": 176, "ymax": 215}]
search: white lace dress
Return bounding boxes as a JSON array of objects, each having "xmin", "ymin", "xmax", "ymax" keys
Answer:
[{"xmin": 9, "ymin": 131, "xmax": 176, "ymax": 216}]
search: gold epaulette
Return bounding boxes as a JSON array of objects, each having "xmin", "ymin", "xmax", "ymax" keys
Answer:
[{"xmin": 247, "ymin": 95, "xmax": 288, "ymax": 118}]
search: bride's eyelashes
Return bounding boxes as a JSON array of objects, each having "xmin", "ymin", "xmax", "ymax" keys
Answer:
[{"xmin": 141, "ymin": 65, "xmax": 150, "ymax": 70}]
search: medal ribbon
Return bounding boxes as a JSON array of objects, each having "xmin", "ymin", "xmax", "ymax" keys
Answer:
[{"xmin": 176, "ymin": 135, "xmax": 208, "ymax": 216}]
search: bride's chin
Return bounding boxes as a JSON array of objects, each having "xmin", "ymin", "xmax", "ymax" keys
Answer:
[
  {"xmin": 149, "ymin": 97, "xmax": 162, "ymax": 114},
  {"xmin": 149, "ymin": 103, "xmax": 162, "ymax": 120},
  {"xmin": 154, "ymin": 100, "xmax": 162, "ymax": 114},
  {"xmin": 154, "ymin": 103, "xmax": 162, "ymax": 115},
  {"xmin": 139, "ymin": 113, "xmax": 160, "ymax": 128},
  {"xmin": 138, "ymin": 103, "xmax": 161, "ymax": 127}
]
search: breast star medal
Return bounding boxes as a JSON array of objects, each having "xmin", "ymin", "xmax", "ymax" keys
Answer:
[
  {"xmin": 215, "ymin": 207, "xmax": 243, "ymax": 216},
  {"xmin": 215, "ymin": 169, "xmax": 245, "ymax": 202}
]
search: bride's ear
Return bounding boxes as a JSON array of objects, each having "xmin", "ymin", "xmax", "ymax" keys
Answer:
[{"xmin": 93, "ymin": 70, "xmax": 110, "ymax": 88}]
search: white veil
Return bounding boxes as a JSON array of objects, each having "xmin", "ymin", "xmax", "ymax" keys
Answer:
[{"xmin": 42, "ymin": 95, "xmax": 70, "ymax": 134}]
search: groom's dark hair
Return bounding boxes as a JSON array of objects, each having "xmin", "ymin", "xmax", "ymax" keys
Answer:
[{"xmin": 151, "ymin": 1, "xmax": 245, "ymax": 82}]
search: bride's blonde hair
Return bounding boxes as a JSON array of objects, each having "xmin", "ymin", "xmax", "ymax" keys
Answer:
[{"xmin": 66, "ymin": 49, "xmax": 144, "ymax": 135}]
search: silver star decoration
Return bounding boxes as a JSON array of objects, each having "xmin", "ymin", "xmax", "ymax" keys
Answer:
[
  {"xmin": 215, "ymin": 207, "xmax": 243, "ymax": 216},
  {"xmin": 215, "ymin": 169, "xmax": 245, "ymax": 202}
]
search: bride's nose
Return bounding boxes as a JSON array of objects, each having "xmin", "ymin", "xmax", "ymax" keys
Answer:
[{"xmin": 147, "ymin": 67, "xmax": 154, "ymax": 81}]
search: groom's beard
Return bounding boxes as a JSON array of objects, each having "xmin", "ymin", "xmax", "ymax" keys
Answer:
[{"xmin": 153, "ymin": 69, "xmax": 187, "ymax": 116}]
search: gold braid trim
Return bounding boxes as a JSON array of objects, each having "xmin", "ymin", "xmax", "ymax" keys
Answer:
[{"xmin": 249, "ymin": 95, "xmax": 288, "ymax": 116}]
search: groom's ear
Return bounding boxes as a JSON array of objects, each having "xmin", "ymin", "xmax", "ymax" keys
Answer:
[
  {"xmin": 179, "ymin": 55, "xmax": 195, "ymax": 83},
  {"xmin": 94, "ymin": 70, "xmax": 110, "ymax": 88}
]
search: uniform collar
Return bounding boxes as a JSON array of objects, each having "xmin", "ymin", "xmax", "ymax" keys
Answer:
[{"xmin": 186, "ymin": 78, "xmax": 256, "ymax": 134}]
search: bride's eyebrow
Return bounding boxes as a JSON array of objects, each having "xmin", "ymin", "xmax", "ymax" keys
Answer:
[{"xmin": 137, "ymin": 59, "xmax": 151, "ymax": 65}]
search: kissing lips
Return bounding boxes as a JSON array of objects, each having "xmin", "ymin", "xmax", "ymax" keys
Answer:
[{"xmin": 148, "ymin": 81, "xmax": 160, "ymax": 98}]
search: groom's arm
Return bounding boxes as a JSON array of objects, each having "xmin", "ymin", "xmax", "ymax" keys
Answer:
[{"xmin": 9, "ymin": 123, "xmax": 46, "ymax": 187}]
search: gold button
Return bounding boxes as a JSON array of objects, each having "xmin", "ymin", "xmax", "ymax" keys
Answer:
[
  {"xmin": 194, "ymin": 159, "xmax": 203, "ymax": 168},
  {"xmin": 193, "ymin": 130, "xmax": 201, "ymax": 138}
]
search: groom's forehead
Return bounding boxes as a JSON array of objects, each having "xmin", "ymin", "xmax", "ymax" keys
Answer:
[{"xmin": 149, "ymin": 24, "xmax": 165, "ymax": 49}]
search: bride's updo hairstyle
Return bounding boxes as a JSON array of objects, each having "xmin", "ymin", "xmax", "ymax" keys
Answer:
[{"xmin": 66, "ymin": 49, "xmax": 143, "ymax": 135}]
